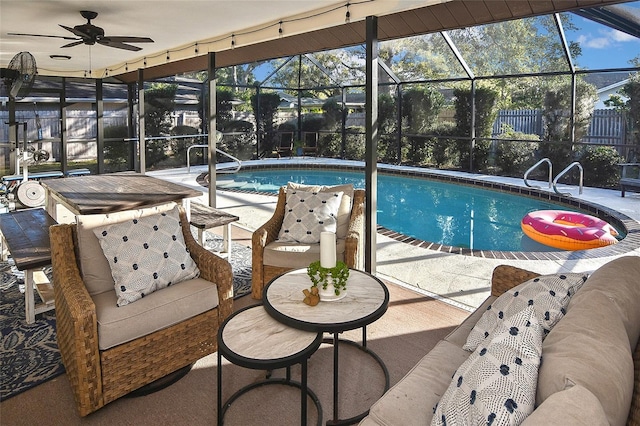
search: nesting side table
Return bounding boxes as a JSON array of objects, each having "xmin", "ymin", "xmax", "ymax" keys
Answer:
[{"xmin": 217, "ymin": 304, "xmax": 323, "ymax": 426}]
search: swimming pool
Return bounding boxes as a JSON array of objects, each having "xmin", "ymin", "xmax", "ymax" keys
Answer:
[{"xmin": 216, "ymin": 168, "xmax": 622, "ymax": 252}]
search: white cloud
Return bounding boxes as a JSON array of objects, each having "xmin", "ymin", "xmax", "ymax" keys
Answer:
[
  {"xmin": 579, "ymin": 34, "xmax": 611, "ymax": 49},
  {"xmin": 578, "ymin": 29, "xmax": 638, "ymax": 49},
  {"xmin": 610, "ymin": 29, "xmax": 637, "ymax": 42}
]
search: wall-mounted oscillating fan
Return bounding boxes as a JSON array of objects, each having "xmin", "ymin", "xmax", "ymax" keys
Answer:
[{"xmin": 0, "ymin": 51, "xmax": 37, "ymax": 100}]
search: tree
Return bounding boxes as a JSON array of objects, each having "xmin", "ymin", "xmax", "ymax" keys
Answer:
[
  {"xmin": 605, "ymin": 58, "xmax": 640, "ymax": 160},
  {"xmin": 540, "ymin": 78, "xmax": 598, "ymax": 169},
  {"xmin": 453, "ymin": 86, "xmax": 498, "ymax": 171},
  {"xmin": 250, "ymin": 91, "xmax": 282, "ymax": 155},
  {"xmin": 145, "ymin": 83, "xmax": 177, "ymax": 136}
]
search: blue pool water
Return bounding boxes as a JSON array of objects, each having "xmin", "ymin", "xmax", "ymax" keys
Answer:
[{"xmin": 217, "ymin": 169, "xmax": 585, "ymax": 252}]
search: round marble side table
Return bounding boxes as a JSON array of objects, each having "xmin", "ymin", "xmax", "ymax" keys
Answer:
[
  {"xmin": 217, "ymin": 304, "xmax": 323, "ymax": 426},
  {"xmin": 263, "ymin": 268, "xmax": 390, "ymax": 425}
]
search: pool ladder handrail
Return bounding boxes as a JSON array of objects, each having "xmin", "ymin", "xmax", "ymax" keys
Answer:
[
  {"xmin": 553, "ymin": 161, "xmax": 583, "ymax": 196},
  {"xmin": 186, "ymin": 144, "xmax": 242, "ymax": 174},
  {"xmin": 524, "ymin": 158, "xmax": 553, "ymax": 189}
]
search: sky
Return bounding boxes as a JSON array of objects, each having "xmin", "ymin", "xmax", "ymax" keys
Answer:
[{"xmin": 566, "ymin": 3, "xmax": 640, "ymax": 70}]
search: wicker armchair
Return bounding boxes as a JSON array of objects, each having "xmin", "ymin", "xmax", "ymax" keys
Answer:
[
  {"xmin": 252, "ymin": 186, "xmax": 365, "ymax": 299},
  {"xmin": 49, "ymin": 208, "xmax": 233, "ymax": 417}
]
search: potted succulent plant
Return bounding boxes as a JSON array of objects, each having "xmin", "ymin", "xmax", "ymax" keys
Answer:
[{"xmin": 307, "ymin": 260, "xmax": 349, "ymax": 300}]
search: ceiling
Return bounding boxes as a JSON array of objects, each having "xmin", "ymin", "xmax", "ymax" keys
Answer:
[{"xmin": 0, "ymin": 0, "xmax": 634, "ymax": 84}]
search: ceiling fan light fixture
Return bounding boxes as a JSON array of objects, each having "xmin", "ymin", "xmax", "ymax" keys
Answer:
[{"xmin": 50, "ymin": 54, "xmax": 71, "ymax": 60}]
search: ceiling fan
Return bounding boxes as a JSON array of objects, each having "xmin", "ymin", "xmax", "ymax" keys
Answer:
[{"xmin": 8, "ymin": 10, "xmax": 154, "ymax": 52}]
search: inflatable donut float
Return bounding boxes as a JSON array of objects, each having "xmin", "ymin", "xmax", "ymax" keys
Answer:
[{"xmin": 521, "ymin": 210, "xmax": 619, "ymax": 250}]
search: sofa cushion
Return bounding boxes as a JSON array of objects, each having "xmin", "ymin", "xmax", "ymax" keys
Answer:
[
  {"xmin": 569, "ymin": 256, "xmax": 640, "ymax": 349},
  {"xmin": 93, "ymin": 206, "xmax": 200, "ymax": 306},
  {"xmin": 278, "ymin": 189, "xmax": 343, "ymax": 243},
  {"xmin": 463, "ymin": 273, "xmax": 587, "ymax": 352},
  {"xmin": 287, "ymin": 182, "xmax": 354, "ymax": 239},
  {"xmin": 521, "ymin": 385, "xmax": 609, "ymax": 426},
  {"xmin": 537, "ymin": 290, "xmax": 634, "ymax": 426},
  {"xmin": 76, "ymin": 202, "xmax": 176, "ymax": 296},
  {"xmin": 92, "ymin": 277, "xmax": 218, "ymax": 350},
  {"xmin": 433, "ymin": 306, "xmax": 543, "ymax": 426},
  {"xmin": 444, "ymin": 296, "xmax": 495, "ymax": 348},
  {"xmin": 364, "ymin": 340, "xmax": 471, "ymax": 426},
  {"xmin": 264, "ymin": 238, "xmax": 346, "ymax": 268}
]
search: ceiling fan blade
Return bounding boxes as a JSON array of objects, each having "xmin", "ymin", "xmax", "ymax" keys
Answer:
[
  {"xmin": 7, "ymin": 32, "xmax": 78, "ymax": 41},
  {"xmin": 61, "ymin": 40, "xmax": 85, "ymax": 48},
  {"xmin": 97, "ymin": 40, "xmax": 142, "ymax": 51},
  {"xmin": 59, "ymin": 24, "xmax": 90, "ymax": 39},
  {"xmin": 102, "ymin": 36, "xmax": 154, "ymax": 43}
]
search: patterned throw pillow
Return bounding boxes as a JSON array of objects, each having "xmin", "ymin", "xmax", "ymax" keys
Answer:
[
  {"xmin": 463, "ymin": 273, "xmax": 588, "ymax": 352},
  {"xmin": 278, "ymin": 189, "xmax": 343, "ymax": 243},
  {"xmin": 93, "ymin": 206, "xmax": 200, "ymax": 306},
  {"xmin": 432, "ymin": 306, "xmax": 544, "ymax": 426}
]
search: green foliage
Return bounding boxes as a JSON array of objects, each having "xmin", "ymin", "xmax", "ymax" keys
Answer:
[
  {"xmin": 401, "ymin": 86, "xmax": 445, "ymax": 165},
  {"xmin": 621, "ymin": 77, "xmax": 640, "ymax": 152},
  {"xmin": 401, "ymin": 86, "xmax": 445, "ymax": 133},
  {"xmin": 104, "ymin": 125, "xmax": 131, "ymax": 171},
  {"xmin": 578, "ymin": 146, "xmax": 623, "ymax": 188},
  {"xmin": 322, "ymin": 99, "xmax": 343, "ymax": 130},
  {"xmin": 307, "ymin": 261, "xmax": 349, "ymax": 295},
  {"xmin": 250, "ymin": 92, "xmax": 282, "ymax": 153},
  {"xmin": 218, "ymin": 120, "xmax": 256, "ymax": 161},
  {"xmin": 540, "ymin": 79, "xmax": 597, "ymax": 169},
  {"xmin": 145, "ymin": 83, "xmax": 177, "ymax": 136},
  {"xmin": 495, "ymin": 124, "xmax": 540, "ymax": 176},
  {"xmin": 344, "ymin": 127, "xmax": 365, "ymax": 160},
  {"xmin": 170, "ymin": 125, "xmax": 200, "ymax": 167},
  {"xmin": 301, "ymin": 115, "xmax": 325, "ymax": 132},
  {"xmin": 453, "ymin": 86, "xmax": 498, "ymax": 171},
  {"xmin": 429, "ymin": 123, "xmax": 458, "ymax": 167},
  {"xmin": 318, "ymin": 133, "xmax": 341, "ymax": 158}
]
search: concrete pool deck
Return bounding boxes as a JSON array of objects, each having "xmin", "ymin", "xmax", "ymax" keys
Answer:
[{"xmin": 149, "ymin": 158, "xmax": 640, "ymax": 311}]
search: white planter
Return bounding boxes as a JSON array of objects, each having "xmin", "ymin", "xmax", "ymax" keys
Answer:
[{"xmin": 317, "ymin": 277, "xmax": 347, "ymax": 302}]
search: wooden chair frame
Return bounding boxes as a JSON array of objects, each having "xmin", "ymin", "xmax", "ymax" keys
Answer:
[{"xmin": 251, "ymin": 187, "xmax": 365, "ymax": 299}]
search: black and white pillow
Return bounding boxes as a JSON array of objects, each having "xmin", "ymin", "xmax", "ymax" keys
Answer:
[
  {"xmin": 93, "ymin": 206, "xmax": 200, "ymax": 306},
  {"xmin": 463, "ymin": 273, "xmax": 588, "ymax": 352},
  {"xmin": 278, "ymin": 189, "xmax": 343, "ymax": 244},
  {"xmin": 432, "ymin": 306, "xmax": 544, "ymax": 426}
]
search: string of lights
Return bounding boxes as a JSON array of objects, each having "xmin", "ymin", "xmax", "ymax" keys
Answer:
[{"xmin": 37, "ymin": 1, "xmax": 372, "ymax": 78}]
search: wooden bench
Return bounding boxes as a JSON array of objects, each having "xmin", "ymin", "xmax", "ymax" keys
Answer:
[
  {"xmin": 189, "ymin": 203, "xmax": 239, "ymax": 258},
  {"xmin": 0, "ymin": 208, "xmax": 57, "ymax": 323},
  {"xmin": 621, "ymin": 178, "xmax": 640, "ymax": 197}
]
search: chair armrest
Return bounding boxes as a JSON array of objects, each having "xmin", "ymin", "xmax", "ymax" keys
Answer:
[
  {"xmin": 490, "ymin": 265, "xmax": 540, "ymax": 297},
  {"xmin": 251, "ymin": 187, "xmax": 287, "ymax": 295},
  {"xmin": 345, "ymin": 189, "xmax": 365, "ymax": 269},
  {"xmin": 179, "ymin": 209, "xmax": 233, "ymax": 324},
  {"xmin": 49, "ymin": 223, "xmax": 103, "ymax": 417}
]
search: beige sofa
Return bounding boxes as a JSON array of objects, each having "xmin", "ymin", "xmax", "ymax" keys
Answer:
[{"xmin": 361, "ymin": 256, "xmax": 640, "ymax": 426}]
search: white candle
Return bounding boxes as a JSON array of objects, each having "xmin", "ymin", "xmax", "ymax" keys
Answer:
[{"xmin": 320, "ymin": 231, "xmax": 337, "ymax": 268}]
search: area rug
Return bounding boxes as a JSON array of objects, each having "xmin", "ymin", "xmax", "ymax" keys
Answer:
[
  {"xmin": 0, "ymin": 234, "xmax": 252, "ymax": 401},
  {"xmin": 0, "ymin": 264, "xmax": 64, "ymax": 402},
  {"xmin": 200, "ymin": 232, "xmax": 252, "ymax": 299}
]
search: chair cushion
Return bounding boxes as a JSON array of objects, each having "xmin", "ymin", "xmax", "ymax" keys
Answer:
[
  {"xmin": 433, "ymin": 306, "xmax": 544, "ymax": 426},
  {"xmin": 76, "ymin": 202, "xmax": 176, "ymax": 296},
  {"xmin": 93, "ymin": 205, "xmax": 200, "ymax": 306},
  {"xmin": 278, "ymin": 189, "xmax": 343, "ymax": 243},
  {"xmin": 92, "ymin": 277, "xmax": 218, "ymax": 350},
  {"xmin": 463, "ymin": 273, "xmax": 587, "ymax": 352},
  {"xmin": 263, "ymin": 238, "xmax": 347, "ymax": 268},
  {"xmin": 286, "ymin": 182, "xmax": 354, "ymax": 239}
]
